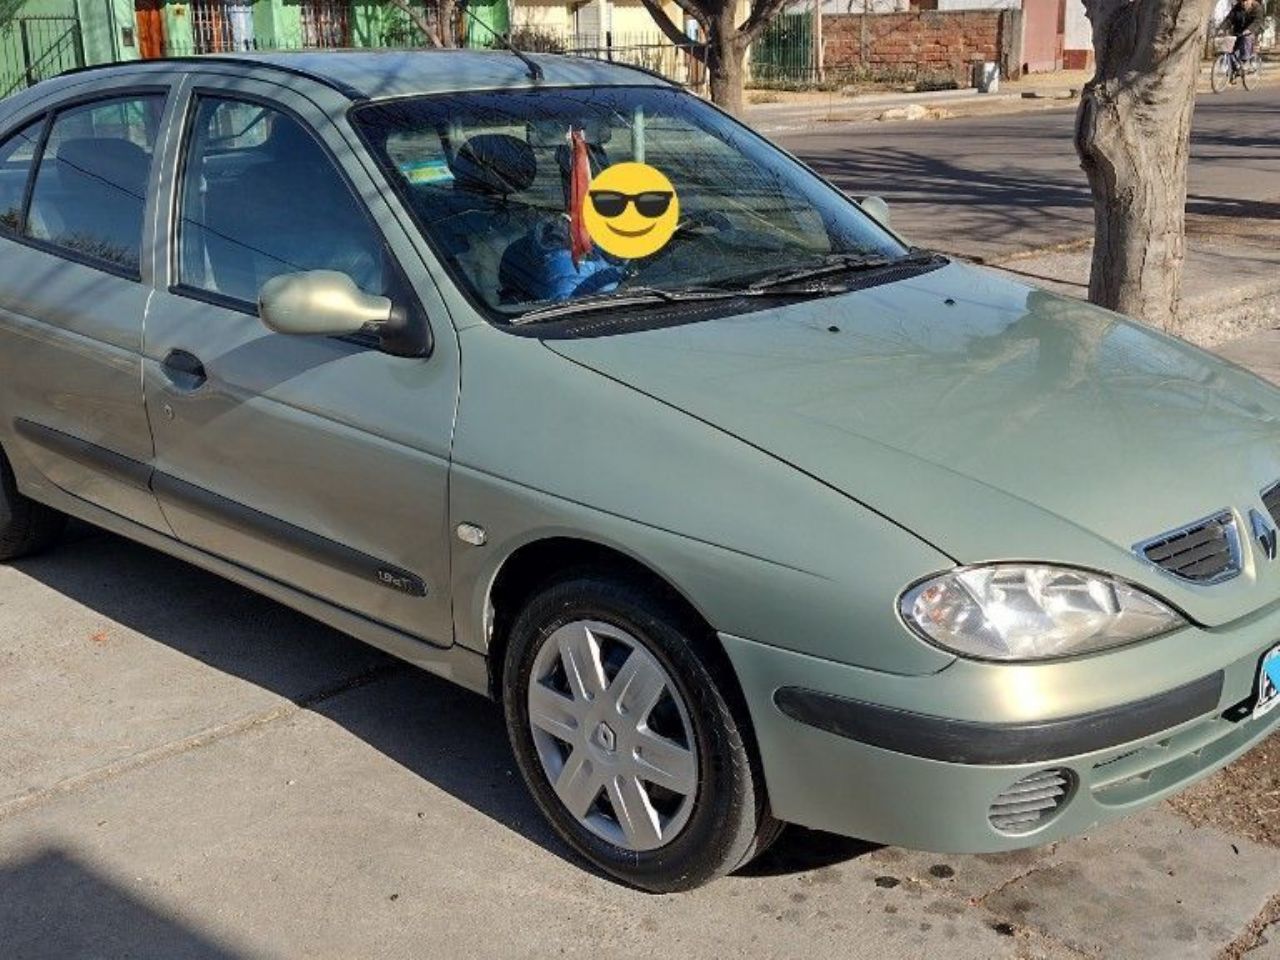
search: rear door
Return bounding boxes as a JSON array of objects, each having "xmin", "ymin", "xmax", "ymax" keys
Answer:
[
  {"xmin": 142, "ymin": 78, "xmax": 459, "ymax": 645},
  {"xmin": 0, "ymin": 84, "xmax": 175, "ymax": 532}
]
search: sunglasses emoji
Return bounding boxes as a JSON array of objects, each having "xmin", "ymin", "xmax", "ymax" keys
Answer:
[{"xmin": 582, "ymin": 163, "xmax": 680, "ymax": 259}]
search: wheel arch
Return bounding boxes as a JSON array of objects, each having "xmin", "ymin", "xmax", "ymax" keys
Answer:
[{"xmin": 483, "ymin": 536, "xmax": 738, "ymax": 708}]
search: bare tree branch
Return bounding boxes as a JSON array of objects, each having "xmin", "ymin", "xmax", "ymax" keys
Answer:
[
  {"xmin": 669, "ymin": 0, "xmax": 713, "ymax": 34},
  {"xmin": 738, "ymin": 0, "xmax": 792, "ymax": 45},
  {"xmin": 639, "ymin": 0, "xmax": 709, "ymax": 59},
  {"xmin": 382, "ymin": 0, "xmax": 444, "ymax": 47}
]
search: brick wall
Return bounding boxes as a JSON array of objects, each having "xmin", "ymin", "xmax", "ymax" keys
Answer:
[{"xmin": 823, "ymin": 10, "xmax": 1018, "ymax": 84}]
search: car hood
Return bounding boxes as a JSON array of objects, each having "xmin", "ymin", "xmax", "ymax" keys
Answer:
[{"xmin": 544, "ymin": 262, "xmax": 1280, "ymax": 627}]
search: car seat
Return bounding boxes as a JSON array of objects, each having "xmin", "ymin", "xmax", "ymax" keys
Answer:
[{"xmin": 31, "ymin": 137, "xmax": 150, "ymax": 268}]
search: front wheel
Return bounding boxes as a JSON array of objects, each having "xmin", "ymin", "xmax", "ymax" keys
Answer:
[
  {"xmin": 502, "ymin": 574, "xmax": 776, "ymax": 892},
  {"xmin": 1211, "ymin": 53, "xmax": 1232, "ymax": 93},
  {"xmin": 1242, "ymin": 54, "xmax": 1261, "ymax": 90}
]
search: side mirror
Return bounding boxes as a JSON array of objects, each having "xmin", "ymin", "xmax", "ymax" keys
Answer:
[
  {"xmin": 259, "ymin": 270, "xmax": 393, "ymax": 338},
  {"xmin": 258, "ymin": 270, "xmax": 429, "ymax": 358},
  {"xmin": 861, "ymin": 196, "xmax": 892, "ymax": 230}
]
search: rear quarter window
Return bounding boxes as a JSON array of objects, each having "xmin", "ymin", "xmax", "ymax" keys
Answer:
[{"xmin": 0, "ymin": 119, "xmax": 43, "ymax": 235}]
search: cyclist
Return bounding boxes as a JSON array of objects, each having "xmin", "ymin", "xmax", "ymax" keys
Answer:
[{"xmin": 1220, "ymin": 0, "xmax": 1264, "ymax": 64}]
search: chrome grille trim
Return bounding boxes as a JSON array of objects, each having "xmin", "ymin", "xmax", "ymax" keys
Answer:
[{"xmin": 1133, "ymin": 510, "xmax": 1241, "ymax": 585}]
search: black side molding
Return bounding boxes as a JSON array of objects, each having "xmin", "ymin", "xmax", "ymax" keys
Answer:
[
  {"xmin": 14, "ymin": 419, "xmax": 153, "ymax": 491},
  {"xmin": 774, "ymin": 671, "xmax": 1225, "ymax": 765},
  {"xmin": 152, "ymin": 472, "xmax": 428, "ymax": 598}
]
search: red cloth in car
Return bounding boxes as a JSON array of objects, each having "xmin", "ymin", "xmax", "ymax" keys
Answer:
[{"xmin": 567, "ymin": 128, "xmax": 593, "ymax": 269}]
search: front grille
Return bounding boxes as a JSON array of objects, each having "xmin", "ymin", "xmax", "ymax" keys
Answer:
[
  {"xmin": 988, "ymin": 769, "xmax": 1073, "ymax": 835},
  {"xmin": 1138, "ymin": 511, "xmax": 1239, "ymax": 583},
  {"xmin": 1263, "ymin": 481, "xmax": 1280, "ymax": 525}
]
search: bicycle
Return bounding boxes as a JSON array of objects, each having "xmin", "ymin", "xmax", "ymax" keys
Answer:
[{"xmin": 1211, "ymin": 34, "xmax": 1263, "ymax": 92}]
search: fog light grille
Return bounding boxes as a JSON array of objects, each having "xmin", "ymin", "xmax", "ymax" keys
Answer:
[{"xmin": 989, "ymin": 769, "xmax": 1073, "ymax": 835}]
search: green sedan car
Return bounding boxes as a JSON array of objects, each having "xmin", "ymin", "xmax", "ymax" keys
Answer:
[{"xmin": 0, "ymin": 51, "xmax": 1276, "ymax": 892}]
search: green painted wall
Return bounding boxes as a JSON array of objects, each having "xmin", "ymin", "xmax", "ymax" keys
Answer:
[
  {"xmin": 259, "ymin": 0, "xmax": 302, "ymax": 49},
  {"xmin": 465, "ymin": 0, "xmax": 509, "ymax": 47}
]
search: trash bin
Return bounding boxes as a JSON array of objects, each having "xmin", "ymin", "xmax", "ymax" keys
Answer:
[{"xmin": 975, "ymin": 61, "xmax": 999, "ymax": 94}]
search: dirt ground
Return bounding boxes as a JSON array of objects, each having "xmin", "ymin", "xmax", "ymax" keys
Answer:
[{"xmin": 1169, "ymin": 734, "xmax": 1280, "ymax": 848}]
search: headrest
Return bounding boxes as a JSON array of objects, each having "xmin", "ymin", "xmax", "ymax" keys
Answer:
[
  {"xmin": 263, "ymin": 116, "xmax": 319, "ymax": 160},
  {"xmin": 450, "ymin": 134, "xmax": 537, "ymax": 195},
  {"xmin": 56, "ymin": 138, "xmax": 149, "ymax": 197}
]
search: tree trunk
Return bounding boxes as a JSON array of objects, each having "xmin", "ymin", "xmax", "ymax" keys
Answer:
[
  {"xmin": 706, "ymin": 10, "xmax": 747, "ymax": 115},
  {"xmin": 438, "ymin": 0, "xmax": 458, "ymax": 46},
  {"xmin": 1074, "ymin": 0, "xmax": 1212, "ymax": 332}
]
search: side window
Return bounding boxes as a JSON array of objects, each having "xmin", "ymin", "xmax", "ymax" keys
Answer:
[
  {"xmin": 25, "ymin": 95, "xmax": 166, "ymax": 275},
  {"xmin": 178, "ymin": 96, "xmax": 389, "ymax": 307},
  {"xmin": 0, "ymin": 119, "xmax": 44, "ymax": 235}
]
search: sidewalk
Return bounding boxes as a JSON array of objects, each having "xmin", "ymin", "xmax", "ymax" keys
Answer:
[
  {"xmin": 745, "ymin": 62, "xmax": 1280, "ymax": 134},
  {"xmin": 1, "ymin": 528, "xmax": 1279, "ymax": 959},
  {"xmin": 985, "ymin": 203, "xmax": 1280, "ymax": 347}
]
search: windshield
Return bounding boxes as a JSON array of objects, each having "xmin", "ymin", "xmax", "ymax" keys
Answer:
[{"xmin": 351, "ymin": 85, "xmax": 910, "ymax": 322}]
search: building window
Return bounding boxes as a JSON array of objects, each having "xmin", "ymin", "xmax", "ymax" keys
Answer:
[{"xmin": 189, "ymin": 0, "xmax": 256, "ymax": 54}]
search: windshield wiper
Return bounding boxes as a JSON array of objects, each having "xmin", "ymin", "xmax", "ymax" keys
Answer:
[
  {"xmin": 511, "ymin": 286, "xmax": 740, "ymax": 326},
  {"xmin": 744, "ymin": 249, "xmax": 939, "ymax": 292}
]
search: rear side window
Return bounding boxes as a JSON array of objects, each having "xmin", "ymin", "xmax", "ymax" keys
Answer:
[
  {"xmin": 26, "ymin": 95, "xmax": 166, "ymax": 275},
  {"xmin": 0, "ymin": 119, "xmax": 43, "ymax": 235}
]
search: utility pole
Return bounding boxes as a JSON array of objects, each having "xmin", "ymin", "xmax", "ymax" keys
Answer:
[{"xmin": 812, "ymin": 0, "xmax": 824, "ymax": 82}]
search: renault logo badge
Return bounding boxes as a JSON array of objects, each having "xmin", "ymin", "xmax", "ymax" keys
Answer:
[{"xmin": 1250, "ymin": 509, "xmax": 1278, "ymax": 561}]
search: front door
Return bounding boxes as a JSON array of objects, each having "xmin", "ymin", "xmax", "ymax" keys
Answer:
[
  {"xmin": 1021, "ymin": 0, "xmax": 1065, "ymax": 73},
  {"xmin": 142, "ymin": 85, "xmax": 458, "ymax": 644},
  {"xmin": 134, "ymin": 0, "xmax": 167, "ymax": 59}
]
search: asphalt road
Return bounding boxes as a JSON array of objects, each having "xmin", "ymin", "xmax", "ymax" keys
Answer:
[{"xmin": 776, "ymin": 85, "xmax": 1280, "ymax": 261}]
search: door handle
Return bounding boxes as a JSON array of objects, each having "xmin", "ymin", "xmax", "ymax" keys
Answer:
[{"xmin": 161, "ymin": 349, "xmax": 207, "ymax": 391}]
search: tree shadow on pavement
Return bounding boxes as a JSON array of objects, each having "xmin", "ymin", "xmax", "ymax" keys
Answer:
[
  {"xmin": 14, "ymin": 524, "xmax": 569, "ymax": 861},
  {"xmin": 0, "ymin": 849, "xmax": 251, "ymax": 960},
  {"xmin": 14, "ymin": 525, "xmax": 878, "ymax": 882}
]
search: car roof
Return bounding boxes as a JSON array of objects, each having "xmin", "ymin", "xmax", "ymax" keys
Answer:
[{"xmin": 52, "ymin": 49, "xmax": 675, "ymax": 102}]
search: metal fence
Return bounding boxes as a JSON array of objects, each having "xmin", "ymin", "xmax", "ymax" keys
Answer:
[
  {"xmin": 0, "ymin": 16, "xmax": 84, "ymax": 98},
  {"xmin": 751, "ymin": 14, "xmax": 814, "ymax": 85},
  {"xmin": 500, "ymin": 28, "xmax": 705, "ymax": 87}
]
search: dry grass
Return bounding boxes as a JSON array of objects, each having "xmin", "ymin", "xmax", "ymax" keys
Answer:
[{"xmin": 1168, "ymin": 733, "xmax": 1280, "ymax": 848}]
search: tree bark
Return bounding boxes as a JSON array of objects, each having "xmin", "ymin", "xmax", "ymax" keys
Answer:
[
  {"xmin": 706, "ymin": 8, "xmax": 747, "ymax": 115},
  {"xmin": 640, "ymin": 0, "xmax": 789, "ymax": 114},
  {"xmin": 438, "ymin": 0, "xmax": 458, "ymax": 47},
  {"xmin": 1074, "ymin": 0, "xmax": 1212, "ymax": 332}
]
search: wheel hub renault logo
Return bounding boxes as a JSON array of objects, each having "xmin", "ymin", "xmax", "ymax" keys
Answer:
[{"xmin": 1250, "ymin": 509, "xmax": 1278, "ymax": 561}]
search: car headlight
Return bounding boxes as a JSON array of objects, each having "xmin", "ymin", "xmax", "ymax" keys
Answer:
[{"xmin": 899, "ymin": 564, "xmax": 1185, "ymax": 661}]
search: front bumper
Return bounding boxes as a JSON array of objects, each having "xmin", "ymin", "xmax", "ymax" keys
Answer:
[{"xmin": 722, "ymin": 622, "xmax": 1280, "ymax": 853}]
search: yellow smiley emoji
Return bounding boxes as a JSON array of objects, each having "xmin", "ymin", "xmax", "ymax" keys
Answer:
[{"xmin": 582, "ymin": 162, "xmax": 680, "ymax": 260}]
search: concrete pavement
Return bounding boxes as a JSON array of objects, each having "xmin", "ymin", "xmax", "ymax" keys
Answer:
[{"xmin": 3, "ymin": 474, "xmax": 1280, "ymax": 957}]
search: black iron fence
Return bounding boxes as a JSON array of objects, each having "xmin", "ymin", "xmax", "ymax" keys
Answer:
[
  {"xmin": 498, "ymin": 28, "xmax": 705, "ymax": 87},
  {"xmin": 1, "ymin": 15, "xmax": 84, "ymax": 98}
]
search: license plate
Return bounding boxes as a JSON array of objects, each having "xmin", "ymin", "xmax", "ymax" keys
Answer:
[{"xmin": 1255, "ymin": 646, "xmax": 1280, "ymax": 720}]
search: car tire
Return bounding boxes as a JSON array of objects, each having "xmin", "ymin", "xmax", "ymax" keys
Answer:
[
  {"xmin": 0, "ymin": 446, "xmax": 66, "ymax": 561},
  {"xmin": 502, "ymin": 572, "xmax": 776, "ymax": 892}
]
